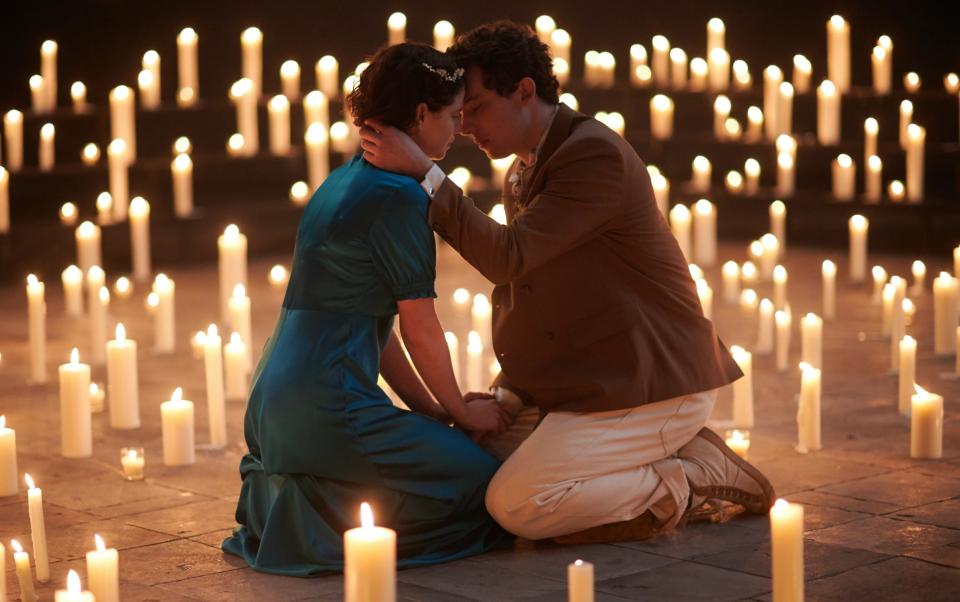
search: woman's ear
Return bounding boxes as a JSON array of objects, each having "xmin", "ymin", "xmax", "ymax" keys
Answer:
[{"xmin": 415, "ymin": 102, "xmax": 428, "ymax": 124}]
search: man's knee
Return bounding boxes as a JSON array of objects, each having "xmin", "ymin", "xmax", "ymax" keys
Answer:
[{"xmin": 485, "ymin": 470, "xmax": 552, "ymax": 540}]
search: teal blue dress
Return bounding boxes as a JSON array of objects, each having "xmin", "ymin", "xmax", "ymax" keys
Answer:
[{"xmin": 222, "ymin": 156, "xmax": 512, "ymax": 575}]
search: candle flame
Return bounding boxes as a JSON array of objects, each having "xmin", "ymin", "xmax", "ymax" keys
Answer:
[
  {"xmin": 99, "ymin": 286, "xmax": 110, "ymax": 303},
  {"xmin": 0, "ymin": 415, "xmax": 5, "ymax": 429},
  {"xmin": 467, "ymin": 330, "xmax": 483, "ymax": 350},
  {"xmin": 799, "ymin": 362, "xmax": 814, "ymax": 372},
  {"xmin": 126, "ymin": 448, "xmax": 138, "ymax": 460},
  {"xmin": 773, "ymin": 498, "xmax": 789, "ymax": 510},
  {"xmin": 452, "ymin": 288, "xmax": 470, "ymax": 305},
  {"xmin": 230, "ymin": 332, "xmax": 242, "ymax": 346},
  {"xmin": 232, "ymin": 284, "xmax": 246, "ymax": 299},
  {"xmin": 27, "ymin": 274, "xmax": 38, "ymax": 286},
  {"xmin": 116, "ymin": 323, "xmax": 126, "ymax": 342},
  {"xmin": 574, "ymin": 558, "xmax": 585, "ymax": 566},
  {"xmin": 172, "ymin": 387, "xmax": 183, "ymax": 402},
  {"xmin": 67, "ymin": 569, "xmax": 81, "ymax": 593},
  {"xmin": 360, "ymin": 502, "xmax": 374, "ymax": 528},
  {"xmin": 207, "ymin": 323, "xmax": 218, "ymax": 337},
  {"xmin": 730, "ymin": 430, "xmax": 746, "ymax": 443},
  {"xmin": 95, "ymin": 533, "xmax": 106, "ymax": 551},
  {"xmin": 24, "ymin": 473, "xmax": 35, "ymax": 490},
  {"xmin": 11, "ymin": 539, "xmax": 23, "ymax": 553},
  {"xmin": 914, "ymin": 384, "xmax": 929, "ymax": 396}
]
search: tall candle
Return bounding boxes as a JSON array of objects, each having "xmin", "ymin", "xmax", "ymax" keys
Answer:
[
  {"xmin": 224, "ymin": 333, "xmax": 248, "ymax": 401},
  {"xmin": 629, "ymin": 44, "xmax": 648, "ymax": 87},
  {"xmin": 138, "ymin": 70, "xmax": 159, "ymax": 111},
  {"xmin": 911, "ymin": 385, "xmax": 943, "ymax": 459},
  {"xmin": 344, "ymin": 503, "xmax": 396, "ymax": 602},
  {"xmin": 230, "ymin": 78, "xmax": 258, "ymax": 156},
  {"xmin": 706, "ymin": 17, "xmax": 725, "ymax": 54},
  {"xmin": 466, "ymin": 331, "xmax": 484, "ymax": 393},
  {"xmin": 826, "ymin": 15, "xmax": 850, "ymax": 93},
  {"xmin": 821, "ymin": 260, "xmax": 837, "ymax": 319},
  {"xmin": 770, "ymin": 499, "xmax": 804, "ymax": 602},
  {"xmin": 0, "ymin": 416, "xmax": 17, "ymax": 497},
  {"xmin": 153, "ymin": 274, "xmax": 176, "ymax": 354},
  {"xmin": 777, "ymin": 82, "xmax": 794, "ymax": 135},
  {"xmin": 279, "ymin": 60, "xmax": 301, "ymax": 102},
  {"xmin": 732, "ymin": 60, "xmax": 751, "ymax": 91},
  {"xmin": 769, "ymin": 201, "xmax": 786, "ymax": 253},
  {"xmin": 218, "ymin": 224, "xmax": 248, "ymax": 323},
  {"xmin": 316, "ymin": 55, "xmax": 339, "ymax": 99},
  {"xmin": 898, "ymin": 335, "xmax": 916, "ymax": 416},
  {"xmin": 731, "ymin": 346, "xmax": 754, "ymax": 428},
  {"xmin": 3, "ymin": 110, "xmax": 24, "ymax": 172},
  {"xmin": 177, "ymin": 28, "xmax": 199, "ymax": 105},
  {"xmin": 775, "ymin": 309, "xmax": 791, "ymax": 372},
  {"xmin": 832, "ymin": 154, "xmax": 855, "ymax": 200},
  {"xmin": 107, "ymin": 323, "xmax": 140, "ymax": 429},
  {"xmin": 87, "ymin": 269, "xmax": 107, "ymax": 364},
  {"xmin": 792, "ymin": 54, "xmax": 811, "ymax": 93},
  {"xmin": 86, "ymin": 534, "xmax": 119, "ymax": 602},
  {"xmin": 204, "ymin": 324, "xmax": 227, "ymax": 448},
  {"xmin": 691, "ymin": 155, "xmax": 711, "ymax": 194},
  {"xmin": 708, "ymin": 48, "xmax": 730, "ymax": 92},
  {"xmin": 109, "ymin": 86, "xmax": 136, "ymax": 163},
  {"xmin": 817, "ymin": 80, "xmax": 840, "ymax": 145},
  {"xmin": 905, "ymin": 123, "xmax": 925, "ymax": 203},
  {"xmin": 306, "ymin": 122, "xmax": 330, "ymax": 190},
  {"xmin": 890, "ymin": 297, "xmax": 906, "ymax": 372},
  {"xmin": 713, "ymin": 95, "xmax": 731, "ymax": 139},
  {"xmin": 756, "ymin": 299, "xmax": 775, "ymax": 354},
  {"xmin": 651, "ymin": 172, "xmax": 670, "ymax": 217},
  {"xmin": 31, "ymin": 74, "xmax": 47, "ymax": 114},
  {"xmin": 551, "ymin": 29, "xmax": 571, "ymax": 66},
  {"xmin": 59, "ymin": 348, "xmax": 92, "ymax": 457},
  {"xmin": 651, "ymin": 35, "xmax": 670, "ymax": 87},
  {"xmin": 568, "ymin": 559, "xmax": 594, "ymax": 602},
  {"xmin": 444, "ymin": 332, "xmax": 461, "ymax": 386},
  {"xmin": 743, "ymin": 159, "xmax": 760, "ymax": 196},
  {"xmin": 268, "ymin": 94, "xmax": 291, "ymax": 155},
  {"xmin": 388, "ymin": 12, "xmax": 407, "ymax": 45},
  {"xmin": 871, "ymin": 42, "xmax": 892, "ymax": 94},
  {"xmin": 696, "ymin": 279, "xmax": 713, "ymax": 321},
  {"xmin": 171, "ymin": 153, "xmax": 193, "ymax": 217},
  {"xmin": 669, "ymin": 48, "xmax": 688, "ymax": 90},
  {"xmin": 241, "ymin": 27, "xmax": 263, "ymax": 98},
  {"xmin": 39, "ymin": 123, "xmax": 55, "ymax": 171},
  {"xmin": 689, "ymin": 58, "xmax": 707, "ymax": 91},
  {"xmin": 798, "ymin": 363, "xmax": 822, "ymax": 452},
  {"xmin": 107, "ymin": 139, "xmax": 129, "ymax": 219},
  {"xmin": 763, "ymin": 66, "xmax": 783, "ymax": 141},
  {"xmin": 229, "ymin": 284, "xmax": 253, "ymax": 371},
  {"xmin": 161, "ymin": 387, "xmax": 196, "ymax": 465},
  {"xmin": 872, "ymin": 266, "xmax": 888, "ymax": 305},
  {"xmin": 759, "ymin": 235, "xmax": 779, "ymax": 281},
  {"xmin": 668, "ymin": 204, "xmax": 691, "ymax": 261},
  {"xmin": 910, "ymin": 260, "xmax": 926, "ymax": 297},
  {"xmin": 864, "ymin": 118, "xmax": 878, "ymax": 164},
  {"xmin": 933, "ymin": 273, "xmax": 959, "ymax": 355},
  {"xmin": 26, "ymin": 274, "xmax": 47, "ymax": 383},
  {"xmin": 776, "ymin": 153, "xmax": 795, "ymax": 197},
  {"xmin": 41, "ymin": 40, "xmax": 58, "ymax": 110},
  {"xmin": 433, "ymin": 20, "xmax": 454, "ymax": 51},
  {"xmin": 24, "ymin": 473, "xmax": 49, "ymax": 581},
  {"xmin": 75, "ymin": 221, "xmax": 102, "ymax": 276},
  {"xmin": 128, "ymin": 197, "xmax": 151, "ymax": 281},
  {"xmin": 0, "ymin": 166, "xmax": 7, "ymax": 233},
  {"xmin": 11, "ymin": 539, "xmax": 38, "ymax": 602},
  {"xmin": 96, "ymin": 188, "xmax": 114, "ymax": 225},
  {"xmin": 865, "ymin": 155, "xmax": 882, "ymax": 202},
  {"xmin": 692, "ymin": 200, "xmax": 716, "ymax": 267},
  {"xmin": 848, "ymin": 215, "xmax": 868, "ymax": 283},
  {"xmin": 899, "ymin": 100, "xmax": 913, "ymax": 149},
  {"xmin": 472, "ymin": 294, "xmax": 492, "ymax": 349},
  {"xmin": 722, "ymin": 261, "xmax": 740, "ymax": 304},
  {"xmin": 801, "ymin": 313, "xmax": 823, "ymax": 369},
  {"xmin": 649, "ymin": 94, "xmax": 674, "ymax": 140}
]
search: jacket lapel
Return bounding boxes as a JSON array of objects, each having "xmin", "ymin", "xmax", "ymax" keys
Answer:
[{"xmin": 519, "ymin": 104, "xmax": 579, "ymax": 205}]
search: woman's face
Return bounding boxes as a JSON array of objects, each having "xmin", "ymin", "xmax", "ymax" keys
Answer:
[{"xmin": 409, "ymin": 90, "xmax": 465, "ymax": 160}]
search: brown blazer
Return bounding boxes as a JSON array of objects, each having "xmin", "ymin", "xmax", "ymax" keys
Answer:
[{"xmin": 429, "ymin": 104, "xmax": 742, "ymax": 413}]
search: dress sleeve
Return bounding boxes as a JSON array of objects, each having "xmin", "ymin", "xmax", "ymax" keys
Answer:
[{"xmin": 369, "ymin": 186, "xmax": 438, "ymax": 301}]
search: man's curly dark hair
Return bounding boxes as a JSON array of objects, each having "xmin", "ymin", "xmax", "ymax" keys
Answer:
[{"xmin": 447, "ymin": 20, "xmax": 560, "ymax": 104}]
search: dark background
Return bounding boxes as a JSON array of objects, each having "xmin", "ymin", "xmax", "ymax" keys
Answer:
[{"xmin": 2, "ymin": 0, "xmax": 958, "ymax": 110}]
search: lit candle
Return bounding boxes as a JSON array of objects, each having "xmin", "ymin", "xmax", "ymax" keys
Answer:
[
  {"xmin": 713, "ymin": 95, "xmax": 731, "ymax": 139},
  {"xmin": 933, "ymin": 273, "xmax": 959, "ymax": 355},
  {"xmin": 490, "ymin": 155, "xmax": 515, "ymax": 190},
  {"xmin": 763, "ymin": 66, "xmax": 783, "ymax": 141},
  {"xmin": 872, "ymin": 266, "xmax": 888, "ymax": 304},
  {"xmin": 945, "ymin": 73, "xmax": 960, "ymax": 94},
  {"xmin": 330, "ymin": 121, "xmax": 352, "ymax": 157},
  {"xmin": 107, "ymin": 138, "xmax": 129, "ymax": 219},
  {"xmin": 452, "ymin": 288, "xmax": 471, "ymax": 325},
  {"xmin": 905, "ymin": 123, "xmax": 925, "ymax": 203},
  {"xmin": 759, "ymin": 234, "xmax": 779, "ymax": 281},
  {"xmin": 344, "ymin": 502, "xmax": 396, "ymax": 602},
  {"xmin": 229, "ymin": 284, "xmax": 253, "ymax": 372},
  {"xmin": 86, "ymin": 534, "xmax": 119, "ymax": 602},
  {"xmin": 568, "ymin": 559, "xmax": 594, "ymax": 602},
  {"xmin": 732, "ymin": 60, "xmax": 751, "ymax": 91},
  {"xmin": 769, "ymin": 201, "xmax": 786, "ymax": 253},
  {"xmin": 268, "ymin": 94, "xmax": 291, "ymax": 155},
  {"xmin": 903, "ymin": 71, "xmax": 921, "ymax": 93},
  {"xmin": 800, "ymin": 312, "xmax": 823, "ymax": 369},
  {"xmin": 797, "ymin": 363, "xmax": 822, "ymax": 452},
  {"xmin": 741, "ymin": 262, "xmax": 759, "ymax": 288},
  {"xmin": 817, "ymin": 80, "xmax": 840, "ymax": 145},
  {"xmin": 770, "ymin": 499, "xmax": 804, "ymax": 602},
  {"xmin": 890, "ymin": 296, "xmax": 907, "ymax": 372},
  {"xmin": 832, "ymin": 154, "xmax": 856, "ymax": 201},
  {"xmin": 629, "ymin": 44, "xmax": 648, "ymax": 87},
  {"xmin": 218, "ymin": 224, "xmax": 248, "ymax": 323},
  {"xmin": 306, "ymin": 123, "xmax": 330, "ymax": 191},
  {"xmin": 775, "ymin": 309, "xmax": 791, "ymax": 372},
  {"xmin": 722, "ymin": 261, "xmax": 740, "ymax": 304},
  {"xmin": 25, "ymin": 274, "xmax": 47, "ymax": 383},
  {"xmin": 881, "ymin": 281, "xmax": 896, "ymax": 336},
  {"xmin": 724, "ymin": 429, "xmax": 750, "ymax": 459},
  {"xmin": 668, "ymin": 204, "xmax": 691, "ymax": 261},
  {"xmin": 864, "ymin": 118, "xmax": 878, "ymax": 163},
  {"xmin": 692, "ymin": 199, "xmax": 716, "ymax": 267},
  {"xmin": 41, "ymin": 40, "xmax": 58, "ymax": 110},
  {"xmin": 204, "ymin": 324, "xmax": 227, "ymax": 448},
  {"xmin": 106, "ymin": 323, "xmax": 139, "ymax": 429},
  {"xmin": 771, "ymin": 265, "xmax": 788, "ymax": 310},
  {"xmin": 280, "ymin": 59, "xmax": 300, "ymax": 101},
  {"xmin": 821, "ymin": 260, "xmax": 837, "ymax": 320},
  {"xmin": 24, "ymin": 473, "xmax": 49, "ymax": 581},
  {"xmin": 471, "ymin": 294, "xmax": 492, "ymax": 349},
  {"xmin": 0, "ymin": 416, "xmax": 17, "ymax": 497},
  {"xmin": 316, "ymin": 55, "xmax": 339, "ymax": 99},
  {"xmin": 444, "ymin": 332, "xmax": 461, "ymax": 386},
  {"xmin": 138, "ymin": 68, "xmax": 159, "ymax": 110},
  {"xmin": 177, "ymin": 28, "xmax": 199, "ymax": 105},
  {"xmin": 597, "ymin": 52, "xmax": 615, "ymax": 89},
  {"xmin": 80, "ymin": 142, "xmax": 99, "ymax": 166},
  {"xmin": 129, "ymin": 196, "xmax": 151, "ymax": 281},
  {"xmin": 730, "ymin": 345, "xmax": 754, "ymax": 428},
  {"xmin": 448, "ymin": 166, "xmax": 473, "ymax": 195},
  {"xmin": 696, "ymin": 278, "xmax": 713, "ymax": 321},
  {"xmin": 669, "ymin": 47, "xmax": 687, "ymax": 89},
  {"xmin": 240, "ymin": 27, "xmax": 263, "ymax": 98},
  {"xmin": 706, "ymin": 17, "xmax": 725, "ymax": 53},
  {"xmin": 899, "ymin": 100, "xmax": 913, "ymax": 149},
  {"xmin": 161, "ymin": 387, "xmax": 196, "ymax": 465},
  {"xmin": 171, "ymin": 153, "xmax": 193, "ymax": 217},
  {"xmin": 3, "ymin": 110, "xmax": 24, "ymax": 172},
  {"xmin": 708, "ymin": 48, "xmax": 730, "ymax": 92},
  {"xmin": 289, "ymin": 181, "xmax": 310, "ymax": 206},
  {"xmin": 60, "ymin": 264, "xmax": 84, "ymax": 317},
  {"xmin": 551, "ymin": 29, "xmax": 571, "ymax": 65},
  {"xmin": 649, "ymin": 94, "xmax": 674, "ymax": 140},
  {"xmin": 651, "ymin": 172, "xmax": 670, "ymax": 217},
  {"xmin": 31, "ymin": 74, "xmax": 47, "ymax": 113},
  {"xmin": 689, "ymin": 58, "xmax": 707, "ymax": 91},
  {"xmin": 792, "ymin": 54, "xmax": 812, "ymax": 93},
  {"xmin": 488, "ymin": 202, "xmax": 506, "ymax": 225},
  {"xmin": 691, "ymin": 155, "xmax": 711, "ymax": 194},
  {"xmin": 910, "ymin": 385, "xmax": 943, "ymax": 459},
  {"xmin": 0, "ymin": 167, "xmax": 7, "ymax": 233},
  {"xmin": 756, "ymin": 298, "xmax": 775, "ymax": 354},
  {"xmin": 38, "ymin": 123, "xmax": 55, "ymax": 171},
  {"xmin": 268, "ymin": 264, "xmax": 289, "ymax": 300},
  {"xmin": 466, "ymin": 331, "xmax": 484, "ymax": 393},
  {"xmin": 910, "ymin": 260, "xmax": 926, "ymax": 296},
  {"xmin": 388, "ymin": 12, "xmax": 407, "ymax": 45},
  {"xmin": 152, "ymin": 274, "xmax": 176, "ymax": 354},
  {"xmin": 776, "ymin": 152, "xmax": 795, "ymax": 197},
  {"xmin": 898, "ymin": 335, "xmax": 916, "ymax": 416},
  {"xmin": 848, "ymin": 215, "xmax": 868, "ymax": 283},
  {"xmin": 74, "ymin": 221, "xmax": 102, "ymax": 276},
  {"xmin": 433, "ymin": 20, "xmax": 454, "ymax": 51},
  {"xmin": 888, "ymin": 180, "xmax": 905, "ymax": 202},
  {"xmin": 651, "ymin": 35, "xmax": 670, "ymax": 87},
  {"xmin": 109, "ymin": 86, "xmax": 136, "ymax": 163},
  {"xmin": 224, "ymin": 332, "xmax": 248, "ymax": 402},
  {"xmin": 11, "ymin": 539, "xmax": 38, "ymax": 602},
  {"xmin": 230, "ymin": 78, "xmax": 258, "ymax": 156},
  {"xmin": 59, "ymin": 348, "xmax": 92, "ymax": 457},
  {"xmin": 865, "ymin": 155, "xmax": 882, "ymax": 203},
  {"xmin": 872, "ymin": 39, "xmax": 892, "ymax": 94},
  {"xmin": 120, "ymin": 447, "xmax": 144, "ymax": 480},
  {"xmin": 777, "ymin": 82, "xmax": 794, "ymax": 135},
  {"xmin": 826, "ymin": 15, "xmax": 850, "ymax": 93}
]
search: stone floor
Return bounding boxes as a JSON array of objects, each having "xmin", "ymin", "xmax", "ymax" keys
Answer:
[{"xmin": 1, "ymin": 239, "xmax": 959, "ymax": 601}]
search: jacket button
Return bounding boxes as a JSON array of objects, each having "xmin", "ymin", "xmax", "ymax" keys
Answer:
[{"xmin": 521, "ymin": 284, "xmax": 532, "ymax": 293}]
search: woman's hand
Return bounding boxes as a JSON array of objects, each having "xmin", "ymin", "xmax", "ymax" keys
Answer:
[
  {"xmin": 360, "ymin": 119, "xmax": 434, "ymax": 178},
  {"xmin": 458, "ymin": 397, "xmax": 513, "ymax": 439}
]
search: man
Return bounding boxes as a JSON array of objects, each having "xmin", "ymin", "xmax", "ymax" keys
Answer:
[{"xmin": 359, "ymin": 21, "xmax": 775, "ymax": 542}]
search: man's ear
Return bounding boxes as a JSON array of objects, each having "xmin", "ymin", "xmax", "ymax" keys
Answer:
[{"xmin": 517, "ymin": 77, "xmax": 538, "ymax": 104}]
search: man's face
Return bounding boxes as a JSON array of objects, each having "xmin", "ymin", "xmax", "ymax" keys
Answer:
[{"xmin": 460, "ymin": 67, "xmax": 525, "ymax": 159}]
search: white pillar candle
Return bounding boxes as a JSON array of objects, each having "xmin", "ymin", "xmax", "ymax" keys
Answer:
[
  {"xmin": 881, "ymin": 281, "xmax": 896, "ymax": 336},
  {"xmin": 649, "ymin": 94, "xmax": 674, "ymax": 140},
  {"xmin": 75, "ymin": 221, "xmax": 102, "ymax": 276},
  {"xmin": 0, "ymin": 166, "xmax": 8, "ymax": 234},
  {"xmin": 688, "ymin": 58, "xmax": 707, "ymax": 91},
  {"xmin": 768, "ymin": 201, "xmax": 786, "ymax": 254},
  {"xmin": 224, "ymin": 332, "xmax": 248, "ymax": 402},
  {"xmin": 3, "ymin": 110, "xmax": 24, "ymax": 172},
  {"xmin": 471, "ymin": 294, "xmax": 492, "ymax": 350},
  {"xmin": 732, "ymin": 60, "xmax": 751, "ymax": 91},
  {"xmin": 801, "ymin": 312, "xmax": 823, "ymax": 369},
  {"xmin": 759, "ymin": 234, "xmax": 779, "ymax": 281},
  {"xmin": 230, "ymin": 78, "xmax": 258, "ymax": 156},
  {"xmin": 86, "ymin": 534, "xmax": 119, "ymax": 602},
  {"xmin": 791, "ymin": 54, "xmax": 812, "ymax": 93},
  {"xmin": 551, "ymin": 29, "xmax": 571, "ymax": 66},
  {"xmin": 60, "ymin": 265, "xmax": 84, "ymax": 318},
  {"xmin": 138, "ymin": 66, "xmax": 160, "ymax": 112},
  {"xmin": 26, "ymin": 274, "xmax": 47, "ymax": 383},
  {"xmin": 713, "ymin": 95, "xmax": 731, "ymax": 139},
  {"xmin": 954, "ymin": 245, "xmax": 960, "ymax": 279},
  {"xmin": 161, "ymin": 387, "xmax": 196, "ymax": 465},
  {"xmin": 820, "ymin": 260, "xmax": 837, "ymax": 320},
  {"xmin": 817, "ymin": 80, "xmax": 840, "ymax": 145},
  {"xmin": 444, "ymin": 332, "xmax": 460, "ymax": 387},
  {"xmin": 11, "ymin": 539, "xmax": 38, "ymax": 602},
  {"xmin": 776, "ymin": 153, "xmax": 795, "ymax": 197},
  {"xmin": 864, "ymin": 118, "xmax": 879, "ymax": 163},
  {"xmin": 903, "ymin": 72, "xmax": 921, "ymax": 93},
  {"xmin": 153, "ymin": 274, "xmax": 176, "ymax": 354},
  {"xmin": 899, "ymin": 100, "xmax": 913, "ymax": 149},
  {"xmin": 910, "ymin": 260, "xmax": 926, "ymax": 297},
  {"xmin": 177, "ymin": 28, "xmax": 199, "ymax": 105},
  {"xmin": 229, "ymin": 284, "xmax": 253, "ymax": 372},
  {"xmin": 741, "ymin": 262, "xmax": 759, "ymax": 288},
  {"xmin": 871, "ymin": 42, "xmax": 892, "ymax": 94},
  {"xmin": 890, "ymin": 296, "xmax": 907, "ymax": 372},
  {"xmin": 344, "ymin": 502, "xmax": 396, "ymax": 602},
  {"xmin": 696, "ymin": 279, "xmax": 713, "ymax": 321},
  {"xmin": 777, "ymin": 82, "xmax": 794, "ymax": 135},
  {"xmin": 933, "ymin": 273, "xmax": 959, "ymax": 355},
  {"xmin": 848, "ymin": 215, "xmax": 868, "ymax": 283},
  {"xmin": 770, "ymin": 265, "xmax": 787, "ymax": 310},
  {"xmin": 268, "ymin": 264, "xmax": 289, "ymax": 301},
  {"xmin": 31, "ymin": 74, "xmax": 47, "ymax": 113},
  {"xmin": 0, "ymin": 416, "xmax": 18, "ymax": 496},
  {"xmin": 669, "ymin": 48, "xmax": 687, "ymax": 90},
  {"xmin": 650, "ymin": 172, "xmax": 670, "ymax": 217},
  {"xmin": 706, "ymin": 17, "xmax": 725, "ymax": 54},
  {"xmin": 905, "ymin": 123, "xmax": 925, "ymax": 203},
  {"xmin": 910, "ymin": 385, "xmax": 943, "ymax": 459},
  {"xmin": 865, "ymin": 155, "xmax": 882, "ymax": 203},
  {"xmin": 58, "ymin": 202, "xmax": 78, "ymax": 227},
  {"xmin": 306, "ymin": 123, "xmax": 330, "ymax": 190},
  {"xmin": 204, "ymin": 324, "xmax": 227, "ymax": 448},
  {"xmin": 59, "ymin": 348, "xmax": 92, "ymax": 457},
  {"xmin": 872, "ymin": 266, "xmax": 888, "ymax": 305},
  {"xmin": 172, "ymin": 153, "xmax": 193, "ymax": 217},
  {"xmin": 898, "ymin": 335, "xmax": 916, "ymax": 416},
  {"xmin": 762, "ymin": 66, "xmax": 783, "ymax": 141},
  {"xmin": 568, "ymin": 559, "xmax": 594, "ymax": 602},
  {"xmin": 889, "ymin": 180, "xmax": 905, "ymax": 202},
  {"xmin": 316, "ymin": 55, "xmax": 339, "ymax": 100},
  {"xmin": 742, "ymin": 158, "xmax": 760, "ymax": 196},
  {"xmin": 107, "ymin": 139, "xmax": 129, "ymax": 220},
  {"xmin": 669, "ymin": 204, "xmax": 691, "ymax": 261},
  {"xmin": 304, "ymin": 90, "xmax": 330, "ymax": 128},
  {"xmin": 651, "ymin": 35, "xmax": 670, "ymax": 88},
  {"xmin": 268, "ymin": 94, "xmax": 291, "ymax": 155},
  {"xmin": 832, "ymin": 154, "xmax": 856, "ymax": 200},
  {"xmin": 722, "ymin": 261, "xmax": 740, "ymax": 304},
  {"xmin": 797, "ymin": 363, "xmax": 822, "ymax": 452},
  {"xmin": 692, "ymin": 200, "xmax": 716, "ymax": 267},
  {"xmin": 129, "ymin": 197, "xmax": 151, "ymax": 281},
  {"xmin": 826, "ymin": 15, "xmax": 850, "ymax": 93},
  {"xmin": 279, "ymin": 60, "xmax": 301, "ymax": 101},
  {"xmin": 597, "ymin": 52, "xmax": 615, "ymax": 89},
  {"xmin": 433, "ymin": 20, "xmax": 454, "ymax": 51},
  {"xmin": 388, "ymin": 12, "xmax": 407, "ymax": 45},
  {"xmin": 80, "ymin": 142, "xmax": 99, "ymax": 166},
  {"xmin": 629, "ymin": 44, "xmax": 648, "ymax": 87},
  {"xmin": 107, "ymin": 323, "xmax": 139, "ymax": 429},
  {"xmin": 40, "ymin": 40, "xmax": 57, "ymax": 110},
  {"xmin": 756, "ymin": 299, "xmax": 775, "ymax": 354},
  {"xmin": 38, "ymin": 123, "xmax": 55, "ymax": 171},
  {"xmin": 770, "ymin": 498, "xmax": 804, "ymax": 602},
  {"xmin": 218, "ymin": 224, "xmax": 248, "ymax": 324},
  {"xmin": 241, "ymin": 27, "xmax": 263, "ymax": 98},
  {"xmin": 691, "ymin": 155, "xmax": 711, "ymax": 193},
  {"xmin": 24, "ymin": 474, "xmax": 49, "ymax": 581},
  {"xmin": 109, "ymin": 86, "xmax": 136, "ymax": 163},
  {"xmin": 775, "ymin": 309, "xmax": 792, "ymax": 373},
  {"xmin": 730, "ymin": 346, "xmax": 753, "ymax": 428},
  {"xmin": 466, "ymin": 331, "xmax": 484, "ymax": 393},
  {"xmin": 944, "ymin": 73, "xmax": 959, "ymax": 94},
  {"xmin": 707, "ymin": 48, "xmax": 730, "ymax": 92}
]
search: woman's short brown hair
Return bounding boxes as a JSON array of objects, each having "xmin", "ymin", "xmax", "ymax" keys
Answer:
[{"xmin": 346, "ymin": 43, "xmax": 464, "ymax": 130}]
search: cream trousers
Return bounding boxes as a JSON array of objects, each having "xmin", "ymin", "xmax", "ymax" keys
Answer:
[{"xmin": 482, "ymin": 389, "xmax": 717, "ymax": 540}]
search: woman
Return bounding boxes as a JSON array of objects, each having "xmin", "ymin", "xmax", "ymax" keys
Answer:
[{"xmin": 222, "ymin": 43, "xmax": 514, "ymax": 575}]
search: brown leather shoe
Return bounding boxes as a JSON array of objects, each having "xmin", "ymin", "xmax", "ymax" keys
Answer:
[
  {"xmin": 678, "ymin": 427, "xmax": 776, "ymax": 517},
  {"xmin": 551, "ymin": 511, "xmax": 659, "ymax": 544}
]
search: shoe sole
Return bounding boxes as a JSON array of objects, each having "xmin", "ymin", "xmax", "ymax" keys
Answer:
[{"xmin": 692, "ymin": 427, "xmax": 777, "ymax": 514}]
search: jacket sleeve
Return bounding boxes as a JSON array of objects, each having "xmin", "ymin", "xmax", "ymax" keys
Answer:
[{"xmin": 428, "ymin": 138, "xmax": 624, "ymax": 286}]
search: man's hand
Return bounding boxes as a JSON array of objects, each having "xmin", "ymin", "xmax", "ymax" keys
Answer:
[
  {"xmin": 457, "ymin": 397, "xmax": 513, "ymax": 440},
  {"xmin": 359, "ymin": 119, "xmax": 434, "ymax": 179}
]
